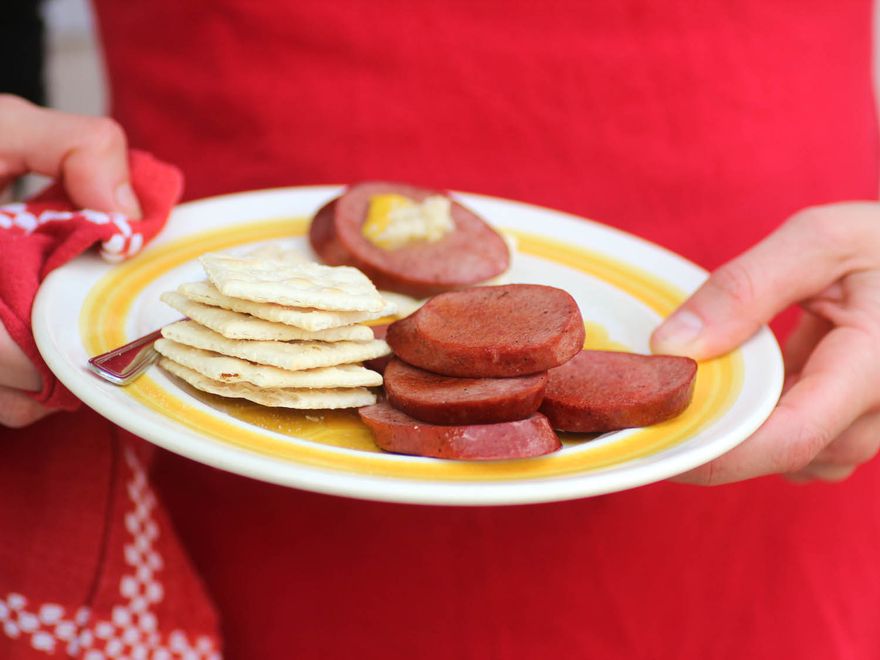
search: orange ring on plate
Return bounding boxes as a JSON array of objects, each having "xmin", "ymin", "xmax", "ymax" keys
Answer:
[{"xmin": 80, "ymin": 218, "xmax": 743, "ymax": 482}]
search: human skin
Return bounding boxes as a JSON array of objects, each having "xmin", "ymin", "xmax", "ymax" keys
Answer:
[
  {"xmin": 653, "ymin": 203, "xmax": 880, "ymax": 484},
  {"xmin": 0, "ymin": 94, "xmax": 141, "ymax": 427}
]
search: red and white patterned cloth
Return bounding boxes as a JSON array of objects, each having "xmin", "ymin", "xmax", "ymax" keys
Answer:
[
  {"xmin": 0, "ymin": 441, "xmax": 220, "ymax": 659},
  {"xmin": 0, "ymin": 150, "xmax": 181, "ymax": 409},
  {"xmin": 0, "ymin": 152, "xmax": 223, "ymax": 658}
]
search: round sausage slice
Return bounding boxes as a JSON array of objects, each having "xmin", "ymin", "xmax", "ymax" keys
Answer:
[
  {"xmin": 539, "ymin": 350, "xmax": 698, "ymax": 433},
  {"xmin": 328, "ymin": 182, "xmax": 510, "ymax": 297},
  {"xmin": 359, "ymin": 403, "xmax": 561, "ymax": 460},
  {"xmin": 383, "ymin": 358, "xmax": 548, "ymax": 425},
  {"xmin": 386, "ymin": 284, "xmax": 585, "ymax": 377},
  {"xmin": 308, "ymin": 198, "xmax": 351, "ymax": 266},
  {"xmin": 363, "ymin": 324, "xmax": 392, "ymax": 374}
]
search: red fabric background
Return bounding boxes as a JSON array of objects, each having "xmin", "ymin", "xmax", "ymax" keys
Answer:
[
  {"xmin": 91, "ymin": 0, "xmax": 880, "ymax": 658},
  {"xmin": 0, "ymin": 412, "xmax": 220, "ymax": 659}
]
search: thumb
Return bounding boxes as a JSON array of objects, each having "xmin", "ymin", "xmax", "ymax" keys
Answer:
[
  {"xmin": 650, "ymin": 259, "xmax": 772, "ymax": 360},
  {"xmin": 0, "ymin": 95, "xmax": 142, "ymax": 218},
  {"xmin": 650, "ymin": 206, "xmax": 872, "ymax": 360}
]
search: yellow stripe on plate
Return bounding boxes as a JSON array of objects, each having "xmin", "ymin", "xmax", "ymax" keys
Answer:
[{"xmin": 81, "ymin": 219, "xmax": 743, "ymax": 481}]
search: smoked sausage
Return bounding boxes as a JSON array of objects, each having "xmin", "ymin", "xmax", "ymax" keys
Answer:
[
  {"xmin": 386, "ymin": 284, "xmax": 585, "ymax": 377},
  {"xmin": 539, "ymin": 350, "xmax": 697, "ymax": 432},
  {"xmin": 383, "ymin": 358, "xmax": 548, "ymax": 425},
  {"xmin": 359, "ymin": 403, "xmax": 561, "ymax": 460},
  {"xmin": 310, "ymin": 182, "xmax": 510, "ymax": 297}
]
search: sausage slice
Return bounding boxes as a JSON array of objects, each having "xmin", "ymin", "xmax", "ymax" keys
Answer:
[
  {"xmin": 539, "ymin": 350, "xmax": 697, "ymax": 432},
  {"xmin": 308, "ymin": 198, "xmax": 351, "ymax": 266},
  {"xmin": 386, "ymin": 284, "xmax": 585, "ymax": 377},
  {"xmin": 383, "ymin": 358, "xmax": 548, "ymax": 425},
  {"xmin": 311, "ymin": 182, "xmax": 510, "ymax": 297},
  {"xmin": 359, "ymin": 403, "xmax": 561, "ymax": 460},
  {"xmin": 363, "ymin": 324, "xmax": 392, "ymax": 374}
]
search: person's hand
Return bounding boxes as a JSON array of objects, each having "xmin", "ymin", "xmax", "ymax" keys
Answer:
[
  {"xmin": 0, "ymin": 321, "xmax": 50, "ymax": 427},
  {"xmin": 0, "ymin": 94, "xmax": 140, "ymax": 427},
  {"xmin": 652, "ymin": 202, "xmax": 880, "ymax": 485}
]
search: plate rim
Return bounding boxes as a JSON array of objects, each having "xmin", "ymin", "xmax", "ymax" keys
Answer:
[{"xmin": 33, "ymin": 184, "xmax": 784, "ymax": 505}]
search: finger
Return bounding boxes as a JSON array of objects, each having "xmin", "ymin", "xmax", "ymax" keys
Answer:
[
  {"xmin": 0, "ymin": 387, "xmax": 52, "ymax": 428},
  {"xmin": 0, "ymin": 94, "xmax": 141, "ymax": 218},
  {"xmin": 0, "ymin": 321, "xmax": 41, "ymax": 391},
  {"xmin": 785, "ymin": 464, "xmax": 856, "ymax": 483},
  {"xmin": 651, "ymin": 203, "xmax": 880, "ymax": 359},
  {"xmin": 672, "ymin": 325, "xmax": 878, "ymax": 485},
  {"xmin": 783, "ymin": 311, "xmax": 833, "ymax": 377},
  {"xmin": 809, "ymin": 409, "xmax": 880, "ymax": 467},
  {"xmin": 786, "ymin": 409, "xmax": 880, "ymax": 483}
]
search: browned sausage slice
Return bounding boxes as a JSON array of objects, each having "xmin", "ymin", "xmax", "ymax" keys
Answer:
[
  {"xmin": 386, "ymin": 284, "xmax": 585, "ymax": 377},
  {"xmin": 308, "ymin": 198, "xmax": 351, "ymax": 266},
  {"xmin": 326, "ymin": 182, "xmax": 510, "ymax": 297},
  {"xmin": 359, "ymin": 403, "xmax": 561, "ymax": 460},
  {"xmin": 383, "ymin": 358, "xmax": 548, "ymax": 425},
  {"xmin": 539, "ymin": 350, "xmax": 697, "ymax": 432},
  {"xmin": 363, "ymin": 324, "xmax": 391, "ymax": 374}
]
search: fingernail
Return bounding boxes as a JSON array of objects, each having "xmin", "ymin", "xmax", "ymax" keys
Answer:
[
  {"xmin": 654, "ymin": 310, "xmax": 703, "ymax": 353},
  {"xmin": 114, "ymin": 182, "xmax": 142, "ymax": 219}
]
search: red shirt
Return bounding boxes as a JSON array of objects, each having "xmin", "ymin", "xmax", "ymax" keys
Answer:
[{"xmin": 4, "ymin": 1, "xmax": 879, "ymax": 658}]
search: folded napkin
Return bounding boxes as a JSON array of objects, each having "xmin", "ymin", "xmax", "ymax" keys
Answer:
[{"xmin": 0, "ymin": 150, "xmax": 183, "ymax": 410}]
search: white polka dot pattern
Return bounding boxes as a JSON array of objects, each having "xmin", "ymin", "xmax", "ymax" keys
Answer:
[
  {"xmin": 0, "ymin": 204, "xmax": 144, "ymax": 263},
  {"xmin": 0, "ymin": 448, "xmax": 221, "ymax": 658}
]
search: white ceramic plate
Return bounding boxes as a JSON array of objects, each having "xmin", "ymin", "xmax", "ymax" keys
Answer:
[{"xmin": 33, "ymin": 186, "xmax": 783, "ymax": 505}]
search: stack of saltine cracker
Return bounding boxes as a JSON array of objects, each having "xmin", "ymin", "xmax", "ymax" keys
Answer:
[{"xmin": 156, "ymin": 253, "xmax": 394, "ymax": 409}]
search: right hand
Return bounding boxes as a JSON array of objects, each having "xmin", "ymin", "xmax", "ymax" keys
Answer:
[
  {"xmin": 0, "ymin": 94, "xmax": 141, "ymax": 427},
  {"xmin": 652, "ymin": 203, "xmax": 880, "ymax": 484}
]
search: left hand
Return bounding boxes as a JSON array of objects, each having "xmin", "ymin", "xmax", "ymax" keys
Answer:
[
  {"xmin": 0, "ymin": 94, "xmax": 141, "ymax": 428},
  {"xmin": 651, "ymin": 202, "xmax": 880, "ymax": 485},
  {"xmin": 0, "ymin": 321, "xmax": 50, "ymax": 427}
]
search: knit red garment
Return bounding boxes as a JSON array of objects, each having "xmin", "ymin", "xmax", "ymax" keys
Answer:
[
  {"xmin": 4, "ymin": 1, "xmax": 879, "ymax": 658},
  {"xmin": 0, "ymin": 415, "xmax": 221, "ymax": 659},
  {"xmin": 0, "ymin": 150, "xmax": 182, "ymax": 409},
  {"xmin": 92, "ymin": 1, "xmax": 880, "ymax": 658}
]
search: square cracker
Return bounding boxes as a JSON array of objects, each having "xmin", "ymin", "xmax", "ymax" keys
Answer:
[
  {"xmin": 160, "ymin": 291, "xmax": 374, "ymax": 342},
  {"xmin": 161, "ymin": 320, "xmax": 390, "ymax": 371},
  {"xmin": 154, "ymin": 338, "xmax": 383, "ymax": 389},
  {"xmin": 200, "ymin": 253, "xmax": 387, "ymax": 312},
  {"xmin": 178, "ymin": 281, "xmax": 396, "ymax": 331},
  {"xmin": 243, "ymin": 244, "xmax": 309, "ymax": 262},
  {"xmin": 160, "ymin": 358, "xmax": 376, "ymax": 409}
]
